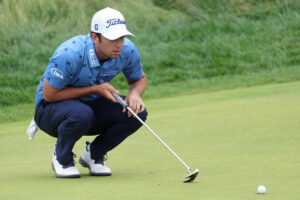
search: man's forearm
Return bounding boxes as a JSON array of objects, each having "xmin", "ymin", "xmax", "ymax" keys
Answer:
[
  {"xmin": 43, "ymin": 79, "xmax": 118, "ymax": 102},
  {"xmin": 128, "ymin": 72, "xmax": 147, "ymax": 96},
  {"xmin": 43, "ymin": 81, "xmax": 98, "ymax": 102}
]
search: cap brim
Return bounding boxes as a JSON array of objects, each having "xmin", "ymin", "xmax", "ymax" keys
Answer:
[{"xmin": 102, "ymin": 29, "xmax": 135, "ymax": 40}]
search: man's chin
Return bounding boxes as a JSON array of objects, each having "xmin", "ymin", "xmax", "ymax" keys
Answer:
[{"xmin": 110, "ymin": 54, "xmax": 120, "ymax": 59}]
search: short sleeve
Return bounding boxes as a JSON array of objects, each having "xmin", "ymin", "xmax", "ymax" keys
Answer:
[
  {"xmin": 44, "ymin": 49, "xmax": 78, "ymax": 89},
  {"xmin": 122, "ymin": 44, "xmax": 143, "ymax": 81}
]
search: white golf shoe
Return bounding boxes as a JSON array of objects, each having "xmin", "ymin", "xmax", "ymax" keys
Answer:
[
  {"xmin": 79, "ymin": 142, "xmax": 111, "ymax": 176},
  {"xmin": 52, "ymin": 153, "xmax": 80, "ymax": 178}
]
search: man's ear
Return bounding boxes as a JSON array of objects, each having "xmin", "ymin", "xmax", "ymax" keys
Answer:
[
  {"xmin": 91, "ymin": 33, "xmax": 98, "ymax": 44},
  {"xmin": 91, "ymin": 33, "xmax": 101, "ymax": 44}
]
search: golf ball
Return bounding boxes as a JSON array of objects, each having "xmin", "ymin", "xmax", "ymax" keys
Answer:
[{"xmin": 257, "ymin": 185, "xmax": 266, "ymax": 194}]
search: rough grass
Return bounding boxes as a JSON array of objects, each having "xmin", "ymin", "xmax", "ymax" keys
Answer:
[{"xmin": 0, "ymin": 0, "xmax": 299, "ymax": 106}]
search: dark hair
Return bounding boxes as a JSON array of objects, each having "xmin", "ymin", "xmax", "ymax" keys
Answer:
[{"xmin": 91, "ymin": 31, "xmax": 101, "ymax": 42}]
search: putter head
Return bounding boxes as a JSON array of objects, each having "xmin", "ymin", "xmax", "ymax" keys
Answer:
[{"xmin": 183, "ymin": 169, "xmax": 199, "ymax": 183}]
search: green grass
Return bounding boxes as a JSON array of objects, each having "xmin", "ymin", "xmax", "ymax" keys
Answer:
[
  {"xmin": 2, "ymin": 65, "xmax": 300, "ymax": 123},
  {"xmin": 1, "ymin": 3, "xmax": 299, "ymax": 198},
  {"xmin": 0, "ymin": 0, "xmax": 300, "ymax": 106},
  {"xmin": 1, "ymin": 81, "xmax": 299, "ymax": 200}
]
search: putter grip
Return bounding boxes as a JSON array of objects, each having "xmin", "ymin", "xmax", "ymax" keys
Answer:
[{"xmin": 112, "ymin": 93, "xmax": 128, "ymax": 107}]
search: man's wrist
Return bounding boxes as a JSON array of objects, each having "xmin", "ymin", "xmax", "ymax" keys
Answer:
[{"xmin": 128, "ymin": 89, "xmax": 140, "ymax": 97}]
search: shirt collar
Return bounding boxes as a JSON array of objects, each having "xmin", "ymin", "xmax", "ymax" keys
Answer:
[{"xmin": 86, "ymin": 34, "xmax": 100, "ymax": 68}]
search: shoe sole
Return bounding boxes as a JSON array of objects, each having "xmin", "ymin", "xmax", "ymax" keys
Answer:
[
  {"xmin": 79, "ymin": 157, "xmax": 111, "ymax": 176},
  {"xmin": 52, "ymin": 163, "xmax": 81, "ymax": 178}
]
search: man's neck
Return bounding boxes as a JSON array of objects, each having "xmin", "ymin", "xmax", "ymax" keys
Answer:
[{"xmin": 95, "ymin": 50, "xmax": 109, "ymax": 66}]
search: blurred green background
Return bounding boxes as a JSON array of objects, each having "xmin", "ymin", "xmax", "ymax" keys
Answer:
[{"xmin": 0, "ymin": 0, "xmax": 299, "ymax": 120}]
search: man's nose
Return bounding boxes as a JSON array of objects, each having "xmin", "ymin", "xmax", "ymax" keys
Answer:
[{"xmin": 114, "ymin": 37, "xmax": 123, "ymax": 46}]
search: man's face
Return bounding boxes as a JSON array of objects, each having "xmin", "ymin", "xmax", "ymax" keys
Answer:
[{"xmin": 92, "ymin": 34, "xmax": 124, "ymax": 61}]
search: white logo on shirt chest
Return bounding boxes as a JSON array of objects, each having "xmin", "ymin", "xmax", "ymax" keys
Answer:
[{"xmin": 89, "ymin": 49, "xmax": 96, "ymax": 65}]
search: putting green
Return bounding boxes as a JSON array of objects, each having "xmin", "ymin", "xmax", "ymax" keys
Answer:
[{"xmin": 1, "ymin": 82, "xmax": 299, "ymax": 200}]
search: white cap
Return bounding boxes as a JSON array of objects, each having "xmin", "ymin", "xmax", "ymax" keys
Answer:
[{"xmin": 91, "ymin": 7, "xmax": 135, "ymax": 40}]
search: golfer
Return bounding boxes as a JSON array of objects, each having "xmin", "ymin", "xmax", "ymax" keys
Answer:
[{"xmin": 34, "ymin": 7, "xmax": 147, "ymax": 178}]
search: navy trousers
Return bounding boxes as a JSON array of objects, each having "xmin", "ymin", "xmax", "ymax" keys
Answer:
[{"xmin": 34, "ymin": 96, "xmax": 147, "ymax": 166}]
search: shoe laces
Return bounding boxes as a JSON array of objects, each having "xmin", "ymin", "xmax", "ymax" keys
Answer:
[
  {"xmin": 86, "ymin": 141, "xmax": 108, "ymax": 164},
  {"xmin": 95, "ymin": 154, "xmax": 108, "ymax": 165}
]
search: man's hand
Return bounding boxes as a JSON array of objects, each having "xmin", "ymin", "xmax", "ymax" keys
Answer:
[
  {"xmin": 95, "ymin": 82, "xmax": 119, "ymax": 103},
  {"xmin": 123, "ymin": 72, "xmax": 147, "ymax": 117},
  {"xmin": 123, "ymin": 90, "xmax": 145, "ymax": 117}
]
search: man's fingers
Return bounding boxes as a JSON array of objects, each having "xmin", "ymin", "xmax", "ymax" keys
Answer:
[
  {"xmin": 135, "ymin": 103, "xmax": 141, "ymax": 114},
  {"xmin": 122, "ymin": 98, "xmax": 129, "ymax": 113},
  {"xmin": 128, "ymin": 110, "xmax": 132, "ymax": 117},
  {"xmin": 135, "ymin": 102, "xmax": 146, "ymax": 114},
  {"xmin": 122, "ymin": 97, "xmax": 129, "ymax": 112},
  {"xmin": 106, "ymin": 91, "xmax": 118, "ymax": 103},
  {"xmin": 128, "ymin": 100, "xmax": 137, "ymax": 115},
  {"xmin": 106, "ymin": 84, "xmax": 119, "ymax": 95},
  {"xmin": 140, "ymin": 103, "xmax": 145, "ymax": 112},
  {"xmin": 126, "ymin": 100, "xmax": 135, "ymax": 117},
  {"xmin": 118, "ymin": 93, "xmax": 146, "ymax": 117},
  {"xmin": 98, "ymin": 83, "xmax": 119, "ymax": 102},
  {"xmin": 127, "ymin": 102, "xmax": 145, "ymax": 117}
]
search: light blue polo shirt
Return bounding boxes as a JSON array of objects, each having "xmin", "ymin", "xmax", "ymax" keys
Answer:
[{"xmin": 35, "ymin": 34, "xmax": 143, "ymax": 105}]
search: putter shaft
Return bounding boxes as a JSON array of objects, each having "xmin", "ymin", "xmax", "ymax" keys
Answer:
[
  {"xmin": 111, "ymin": 93, "xmax": 192, "ymax": 171},
  {"xmin": 127, "ymin": 105, "xmax": 192, "ymax": 174},
  {"xmin": 112, "ymin": 93, "xmax": 198, "ymax": 182}
]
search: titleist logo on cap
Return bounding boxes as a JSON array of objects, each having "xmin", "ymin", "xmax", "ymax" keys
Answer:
[{"xmin": 106, "ymin": 18, "xmax": 125, "ymax": 28}]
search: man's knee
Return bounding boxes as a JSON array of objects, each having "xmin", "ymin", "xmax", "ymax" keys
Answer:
[
  {"xmin": 59, "ymin": 104, "xmax": 94, "ymax": 136},
  {"xmin": 69, "ymin": 105, "xmax": 94, "ymax": 129}
]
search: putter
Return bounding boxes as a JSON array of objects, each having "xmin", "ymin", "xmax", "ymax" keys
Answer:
[{"xmin": 112, "ymin": 93, "xmax": 199, "ymax": 183}]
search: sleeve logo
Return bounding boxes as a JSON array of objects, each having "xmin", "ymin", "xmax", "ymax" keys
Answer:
[{"xmin": 51, "ymin": 68, "xmax": 64, "ymax": 79}]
